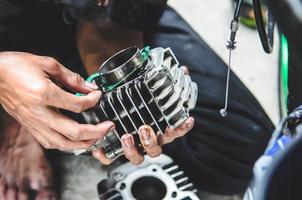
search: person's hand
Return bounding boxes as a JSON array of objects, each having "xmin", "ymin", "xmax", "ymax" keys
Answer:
[
  {"xmin": 96, "ymin": 0, "xmax": 111, "ymax": 6},
  {"xmin": 91, "ymin": 66, "xmax": 195, "ymax": 165},
  {"xmin": 0, "ymin": 52, "xmax": 114, "ymax": 151},
  {"xmin": 92, "ymin": 117, "xmax": 195, "ymax": 165}
]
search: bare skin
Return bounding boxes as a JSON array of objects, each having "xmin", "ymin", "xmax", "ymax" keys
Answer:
[
  {"xmin": 0, "ymin": 52, "xmax": 115, "ymax": 151},
  {"xmin": 0, "ymin": 7, "xmax": 194, "ymax": 200},
  {"xmin": 0, "ymin": 52, "xmax": 114, "ymax": 200},
  {"xmin": 77, "ymin": 20, "xmax": 195, "ymax": 165},
  {"xmin": 0, "ymin": 113, "xmax": 56, "ymax": 200}
]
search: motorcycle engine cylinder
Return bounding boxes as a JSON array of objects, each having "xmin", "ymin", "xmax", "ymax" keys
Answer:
[{"xmin": 77, "ymin": 46, "xmax": 198, "ymax": 159}]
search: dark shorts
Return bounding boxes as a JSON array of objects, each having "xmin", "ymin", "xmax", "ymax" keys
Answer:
[{"xmin": 0, "ymin": 0, "xmax": 274, "ymax": 195}]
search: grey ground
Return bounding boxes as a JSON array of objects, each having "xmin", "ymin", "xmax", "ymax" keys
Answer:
[{"xmin": 58, "ymin": 0, "xmax": 279, "ymax": 199}]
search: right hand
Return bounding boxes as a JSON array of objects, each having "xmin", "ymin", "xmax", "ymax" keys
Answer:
[{"xmin": 0, "ymin": 52, "xmax": 115, "ymax": 151}]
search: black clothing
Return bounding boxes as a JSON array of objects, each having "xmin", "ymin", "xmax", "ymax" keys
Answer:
[
  {"xmin": 145, "ymin": 8, "xmax": 273, "ymax": 194},
  {"xmin": 0, "ymin": 0, "xmax": 274, "ymax": 195}
]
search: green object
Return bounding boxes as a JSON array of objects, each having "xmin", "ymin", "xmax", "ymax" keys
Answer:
[
  {"xmin": 240, "ymin": 17, "xmax": 257, "ymax": 28},
  {"xmin": 141, "ymin": 46, "xmax": 151, "ymax": 62},
  {"xmin": 76, "ymin": 46, "xmax": 151, "ymax": 95},
  {"xmin": 86, "ymin": 72, "xmax": 101, "ymax": 83},
  {"xmin": 75, "ymin": 72, "xmax": 101, "ymax": 96},
  {"xmin": 102, "ymin": 46, "xmax": 151, "ymax": 92},
  {"xmin": 279, "ymin": 34, "xmax": 289, "ymax": 117}
]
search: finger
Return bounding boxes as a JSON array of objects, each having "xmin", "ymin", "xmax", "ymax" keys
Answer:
[
  {"xmin": 159, "ymin": 117, "xmax": 195, "ymax": 145},
  {"xmin": 138, "ymin": 125, "xmax": 162, "ymax": 158},
  {"xmin": 17, "ymin": 191, "xmax": 28, "ymax": 200},
  {"xmin": 180, "ymin": 65, "xmax": 189, "ymax": 75},
  {"xmin": 32, "ymin": 128, "xmax": 95, "ymax": 151},
  {"xmin": 0, "ymin": 177, "xmax": 6, "ymax": 199},
  {"xmin": 92, "ymin": 149, "xmax": 113, "ymax": 165},
  {"xmin": 17, "ymin": 177, "xmax": 29, "ymax": 200},
  {"xmin": 5, "ymin": 186, "xmax": 17, "ymax": 200},
  {"xmin": 39, "ymin": 56, "xmax": 97, "ymax": 93},
  {"xmin": 46, "ymin": 83, "xmax": 102, "ymax": 113},
  {"xmin": 121, "ymin": 134, "xmax": 144, "ymax": 165},
  {"xmin": 35, "ymin": 189, "xmax": 57, "ymax": 200},
  {"xmin": 29, "ymin": 159, "xmax": 53, "ymax": 191},
  {"xmin": 47, "ymin": 109, "xmax": 115, "ymax": 141}
]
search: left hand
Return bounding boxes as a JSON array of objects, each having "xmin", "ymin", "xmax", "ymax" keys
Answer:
[{"xmin": 92, "ymin": 117, "xmax": 195, "ymax": 165}]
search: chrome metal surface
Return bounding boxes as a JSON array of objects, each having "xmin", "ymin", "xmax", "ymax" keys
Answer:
[
  {"xmin": 98, "ymin": 46, "xmax": 143, "ymax": 89},
  {"xmin": 75, "ymin": 47, "xmax": 198, "ymax": 159},
  {"xmin": 97, "ymin": 154, "xmax": 200, "ymax": 200}
]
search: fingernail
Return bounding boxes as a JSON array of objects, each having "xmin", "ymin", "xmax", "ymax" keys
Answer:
[
  {"xmin": 186, "ymin": 118, "xmax": 194, "ymax": 129},
  {"xmin": 85, "ymin": 81, "xmax": 98, "ymax": 90},
  {"xmin": 122, "ymin": 135, "xmax": 133, "ymax": 149},
  {"xmin": 139, "ymin": 128, "xmax": 151, "ymax": 145},
  {"xmin": 108, "ymin": 124, "xmax": 115, "ymax": 132}
]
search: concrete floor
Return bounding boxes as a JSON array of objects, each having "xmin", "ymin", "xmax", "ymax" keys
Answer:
[{"xmin": 58, "ymin": 1, "xmax": 280, "ymax": 199}]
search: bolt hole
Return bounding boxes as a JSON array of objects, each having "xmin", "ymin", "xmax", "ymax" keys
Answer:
[
  {"xmin": 119, "ymin": 183, "xmax": 126, "ymax": 190},
  {"xmin": 152, "ymin": 168, "xmax": 157, "ymax": 172},
  {"xmin": 172, "ymin": 191, "xmax": 177, "ymax": 198}
]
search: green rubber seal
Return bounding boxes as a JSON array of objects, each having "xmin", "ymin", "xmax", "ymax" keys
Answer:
[
  {"xmin": 75, "ymin": 46, "xmax": 151, "ymax": 95},
  {"xmin": 75, "ymin": 72, "xmax": 101, "ymax": 96}
]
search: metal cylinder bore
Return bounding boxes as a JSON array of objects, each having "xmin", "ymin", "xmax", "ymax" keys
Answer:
[
  {"xmin": 97, "ymin": 46, "xmax": 144, "ymax": 90},
  {"xmin": 77, "ymin": 47, "xmax": 198, "ymax": 159}
]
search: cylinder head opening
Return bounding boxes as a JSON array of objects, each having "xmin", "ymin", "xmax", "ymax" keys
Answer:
[
  {"xmin": 131, "ymin": 176, "xmax": 167, "ymax": 200},
  {"xmin": 98, "ymin": 47, "xmax": 143, "ymax": 88}
]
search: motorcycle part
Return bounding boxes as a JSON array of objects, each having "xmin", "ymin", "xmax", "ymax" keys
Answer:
[
  {"xmin": 244, "ymin": 106, "xmax": 302, "ymax": 200},
  {"xmin": 221, "ymin": 0, "xmax": 243, "ymax": 117},
  {"xmin": 97, "ymin": 154, "xmax": 199, "ymax": 200},
  {"xmin": 74, "ymin": 47, "xmax": 198, "ymax": 159}
]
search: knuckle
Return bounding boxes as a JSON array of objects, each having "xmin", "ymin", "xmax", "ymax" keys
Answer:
[
  {"xmin": 78, "ymin": 126, "xmax": 87, "ymax": 136},
  {"xmin": 28, "ymin": 82, "xmax": 48, "ymax": 102},
  {"xmin": 70, "ymin": 129, "xmax": 81, "ymax": 141},
  {"xmin": 41, "ymin": 56, "xmax": 58, "ymax": 69},
  {"xmin": 148, "ymin": 149, "xmax": 162, "ymax": 158},
  {"xmin": 69, "ymin": 132, "xmax": 81, "ymax": 141},
  {"xmin": 73, "ymin": 73, "xmax": 84, "ymax": 84},
  {"xmin": 132, "ymin": 157, "xmax": 144, "ymax": 165},
  {"xmin": 67, "ymin": 72, "xmax": 84, "ymax": 86},
  {"xmin": 73, "ymin": 105, "xmax": 85, "ymax": 113},
  {"xmin": 42, "ymin": 141, "xmax": 53, "ymax": 149}
]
